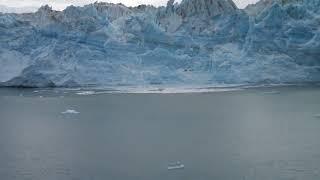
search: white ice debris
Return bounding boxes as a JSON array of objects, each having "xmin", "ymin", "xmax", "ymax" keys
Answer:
[
  {"xmin": 76, "ymin": 91, "xmax": 96, "ymax": 95},
  {"xmin": 61, "ymin": 109, "xmax": 80, "ymax": 114},
  {"xmin": 168, "ymin": 161, "xmax": 185, "ymax": 170}
]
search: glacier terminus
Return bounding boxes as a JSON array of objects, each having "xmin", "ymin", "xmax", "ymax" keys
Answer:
[{"xmin": 0, "ymin": 0, "xmax": 319, "ymax": 88}]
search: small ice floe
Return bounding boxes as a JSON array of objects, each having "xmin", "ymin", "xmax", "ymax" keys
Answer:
[
  {"xmin": 76, "ymin": 91, "xmax": 95, "ymax": 95},
  {"xmin": 33, "ymin": 90, "xmax": 39, "ymax": 93},
  {"xmin": 61, "ymin": 109, "xmax": 80, "ymax": 114},
  {"xmin": 262, "ymin": 90, "xmax": 280, "ymax": 95},
  {"xmin": 168, "ymin": 161, "xmax": 185, "ymax": 170}
]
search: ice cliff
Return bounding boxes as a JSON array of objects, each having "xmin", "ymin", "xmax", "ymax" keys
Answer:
[{"xmin": 0, "ymin": 0, "xmax": 319, "ymax": 87}]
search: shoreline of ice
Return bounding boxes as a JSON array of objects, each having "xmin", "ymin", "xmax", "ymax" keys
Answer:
[
  {"xmin": 70, "ymin": 83, "xmax": 319, "ymax": 95},
  {"xmin": 0, "ymin": 83, "xmax": 319, "ymax": 96}
]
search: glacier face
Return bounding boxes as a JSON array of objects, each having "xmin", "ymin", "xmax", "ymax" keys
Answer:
[{"xmin": 0, "ymin": 0, "xmax": 319, "ymax": 88}]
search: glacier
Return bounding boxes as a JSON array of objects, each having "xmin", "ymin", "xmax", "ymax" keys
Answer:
[{"xmin": 0, "ymin": 0, "xmax": 319, "ymax": 88}]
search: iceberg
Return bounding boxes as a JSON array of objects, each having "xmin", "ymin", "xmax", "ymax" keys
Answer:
[{"xmin": 0, "ymin": 0, "xmax": 319, "ymax": 88}]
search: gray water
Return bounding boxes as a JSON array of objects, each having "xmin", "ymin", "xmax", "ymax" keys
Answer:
[{"xmin": 1, "ymin": 86, "xmax": 320, "ymax": 180}]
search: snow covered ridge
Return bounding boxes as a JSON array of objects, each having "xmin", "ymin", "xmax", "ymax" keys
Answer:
[{"xmin": 0, "ymin": 0, "xmax": 319, "ymax": 88}]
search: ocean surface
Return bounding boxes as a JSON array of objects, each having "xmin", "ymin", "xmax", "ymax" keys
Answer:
[{"xmin": 1, "ymin": 86, "xmax": 320, "ymax": 180}]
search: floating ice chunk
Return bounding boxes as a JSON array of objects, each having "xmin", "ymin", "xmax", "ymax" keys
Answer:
[
  {"xmin": 262, "ymin": 91, "xmax": 280, "ymax": 95},
  {"xmin": 61, "ymin": 109, "xmax": 80, "ymax": 114},
  {"xmin": 76, "ymin": 91, "xmax": 95, "ymax": 95},
  {"xmin": 168, "ymin": 161, "xmax": 185, "ymax": 170}
]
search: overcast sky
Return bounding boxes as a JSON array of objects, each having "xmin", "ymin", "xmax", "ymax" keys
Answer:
[{"xmin": 0, "ymin": 0, "xmax": 260, "ymax": 9}]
